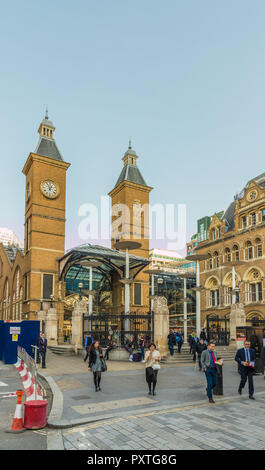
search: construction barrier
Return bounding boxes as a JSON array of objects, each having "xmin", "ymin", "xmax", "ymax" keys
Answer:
[
  {"xmin": 14, "ymin": 347, "xmax": 44, "ymax": 401},
  {"xmin": 24, "ymin": 400, "xmax": 48, "ymax": 430},
  {"xmin": 6, "ymin": 390, "xmax": 26, "ymax": 433}
]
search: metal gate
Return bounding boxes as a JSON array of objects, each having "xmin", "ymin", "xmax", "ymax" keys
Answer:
[
  {"xmin": 206, "ymin": 314, "xmax": 230, "ymax": 346},
  {"xmin": 83, "ymin": 312, "xmax": 154, "ymax": 347}
]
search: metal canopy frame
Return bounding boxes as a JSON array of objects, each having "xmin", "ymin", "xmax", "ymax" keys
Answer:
[{"xmin": 58, "ymin": 243, "xmax": 150, "ymax": 282}]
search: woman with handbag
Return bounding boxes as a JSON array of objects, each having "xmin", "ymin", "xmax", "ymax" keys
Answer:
[
  {"xmin": 144, "ymin": 343, "xmax": 161, "ymax": 396},
  {"xmin": 88, "ymin": 340, "xmax": 105, "ymax": 392}
]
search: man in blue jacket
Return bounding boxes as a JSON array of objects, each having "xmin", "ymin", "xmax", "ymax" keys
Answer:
[{"xmin": 235, "ymin": 340, "xmax": 256, "ymax": 399}]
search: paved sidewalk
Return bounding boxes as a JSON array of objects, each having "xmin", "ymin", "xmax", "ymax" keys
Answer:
[
  {"xmin": 61, "ymin": 392, "xmax": 265, "ymax": 450},
  {"xmin": 41, "ymin": 350, "xmax": 265, "ymax": 431}
]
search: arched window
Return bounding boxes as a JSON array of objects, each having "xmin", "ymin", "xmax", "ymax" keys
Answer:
[
  {"xmin": 255, "ymin": 238, "xmax": 262, "ymax": 258},
  {"xmin": 224, "ymin": 248, "xmax": 231, "ymax": 263},
  {"xmin": 213, "ymin": 251, "xmax": 219, "ymax": 268},
  {"xmin": 251, "ymin": 213, "xmax": 256, "ymax": 226},
  {"xmin": 233, "ymin": 245, "xmax": 240, "ymax": 262},
  {"xmin": 12, "ymin": 293, "xmax": 15, "ymax": 320},
  {"xmin": 208, "ymin": 253, "xmax": 213, "ymax": 270},
  {"xmin": 13, "ymin": 269, "xmax": 22, "ymax": 321},
  {"xmin": 241, "ymin": 215, "xmax": 247, "ymax": 229},
  {"xmin": 245, "ymin": 269, "xmax": 263, "ymax": 303},
  {"xmin": 3, "ymin": 279, "xmax": 9, "ymax": 320},
  {"xmin": 205, "ymin": 278, "xmax": 220, "ymax": 308},
  {"xmin": 245, "ymin": 241, "xmax": 253, "ymax": 260}
]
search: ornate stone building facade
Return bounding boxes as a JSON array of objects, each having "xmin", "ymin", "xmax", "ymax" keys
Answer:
[{"xmin": 197, "ymin": 172, "xmax": 265, "ymax": 330}]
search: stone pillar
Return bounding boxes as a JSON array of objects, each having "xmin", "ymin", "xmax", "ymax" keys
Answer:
[
  {"xmin": 46, "ymin": 308, "xmax": 58, "ymax": 346},
  {"xmin": 230, "ymin": 303, "xmax": 246, "ymax": 348},
  {"xmin": 37, "ymin": 310, "xmax": 47, "ymax": 334},
  {"xmin": 153, "ymin": 296, "xmax": 169, "ymax": 358},
  {"xmin": 71, "ymin": 299, "xmax": 87, "ymax": 349}
]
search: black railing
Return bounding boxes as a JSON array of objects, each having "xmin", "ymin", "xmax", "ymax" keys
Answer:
[
  {"xmin": 83, "ymin": 312, "xmax": 154, "ymax": 347},
  {"xmin": 206, "ymin": 315, "xmax": 230, "ymax": 346}
]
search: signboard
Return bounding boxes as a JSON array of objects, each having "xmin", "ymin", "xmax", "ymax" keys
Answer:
[
  {"xmin": 10, "ymin": 327, "xmax": 21, "ymax": 335},
  {"xmin": 12, "ymin": 334, "xmax": 18, "ymax": 342},
  {"xmin": 236, "ymin": 330, "xmax": 246, "ymax": 349}
]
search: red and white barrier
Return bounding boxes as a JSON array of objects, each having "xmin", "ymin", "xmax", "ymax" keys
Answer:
[{"xmin": 14, "ymin": 358, "xmax": 43, "ymax": 401}]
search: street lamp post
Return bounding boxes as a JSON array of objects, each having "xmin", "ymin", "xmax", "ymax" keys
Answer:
[
  {"xmin": 222, "ymin": 260, "xmax": 246, "ymax": 304},
  {"xmin": 79, "ymin": 260, "xmax": 102, "ymax": 315},
  {"xmin": 78, "ymin": 283, "xmax": 83, "ymax": 301},
  {"xmin": 143, "ymin": 268, "xmax": 163, "ymax": 313}
]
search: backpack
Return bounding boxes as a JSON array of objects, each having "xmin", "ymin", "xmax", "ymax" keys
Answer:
[{"xmin": 133, "ymin": 353, "xmax": 142, "ymax": 362}]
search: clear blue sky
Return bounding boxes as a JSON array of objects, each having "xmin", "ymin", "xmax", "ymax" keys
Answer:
[{"xmin": 1, "ymin": 0, "xmax": 265, "ymax": 253}]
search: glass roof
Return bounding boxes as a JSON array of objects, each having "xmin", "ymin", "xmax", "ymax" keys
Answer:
[{"xmin": 59, "ymin": 243, "xmax": 150, "ymax": 281}]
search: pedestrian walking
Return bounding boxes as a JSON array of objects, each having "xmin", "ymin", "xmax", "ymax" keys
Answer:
[
  {"xmin": 167, "ymin": 329, "xmax": 176, "ymax": 356},
  {"xmin": 196, "ymin": 338, "xmax": 207, "ymax": 371},
  {"xmin": 139, "ymin": 334, "xmax": 146, "ymax": 363},
  {"xmin": 261, "ymin": 345, "xmax": 265, "ymax": 379},
  {"xmin": 104, "ymin": 335, "xmax": 114, "ymax": 360},
  {"xmin": 200, "ymin": 329, "xmax": 207, "ymax": 342},
  {"xmin": 176, "ymin": 329, "xmax": 183, "ymax": 353},
  {"xmin": 88, "ymin": 340, "xmax": 104, "ymax": 392},
  {"xmin": 191, "ymin": 334, "xmax": 199, "ymax": 362},
  {"xmin": 235, "ymin": 340, "xmax": 256, "ymax": 399},
  {"xmin": 84, "ymin": 334, "xmax": 94, "ymax": 362},
  {"xmin": 125, "ymin": 335, "xmax": 135, "ymax": 362},
  {"xmin": 201, "ymin": 342, "xmax": 218, "ymax": 403},
  {"xmin": 144, "ymin": 343, "xmax": 161, "ymax": 396},
  {"xmin": 36, "ymin": 332, "xmax": 47, "ymax": 369},
  {"xmin": 188, "ymin": 332, "xmax": 195, "ymax": 354}
]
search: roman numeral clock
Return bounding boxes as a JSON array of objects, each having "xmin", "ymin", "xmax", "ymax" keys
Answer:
[{"xmin": 40, "ymin": 179, "xmax": 60, "ymax": 199}]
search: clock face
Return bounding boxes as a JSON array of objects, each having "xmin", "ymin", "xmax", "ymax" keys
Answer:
[
  {"xmin": 40, "ymin": 180, "xmax": 59, "ymax": 199},
  {"xmin": 26, "ymin": 182, "xmax": 31, "ymax": 201},
  {"xmin": 247, "ymin": 190, "xmax": 257, "ymax": 202}
]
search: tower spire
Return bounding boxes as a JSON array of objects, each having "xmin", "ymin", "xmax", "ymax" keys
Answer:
[{"xmin": 45, "ymin": 106, "xmax": 49, "ymax": 120}]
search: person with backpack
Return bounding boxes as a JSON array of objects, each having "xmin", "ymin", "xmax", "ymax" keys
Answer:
[
  {"xmin": 167, "ymin": 329, "xmax": 176, "ymax": 356},
  {"xmin": 176, "ymin": 329, "xmax": 183, "ymax": 353}
]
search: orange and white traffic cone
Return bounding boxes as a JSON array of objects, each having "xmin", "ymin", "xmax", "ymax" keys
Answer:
[{"xmin": 6, "ymin": 390, "xmax": 26, "ymax": 433}]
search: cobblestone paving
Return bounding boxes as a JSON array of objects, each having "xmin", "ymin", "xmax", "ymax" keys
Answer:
[{"xmin": 62, "ymin": 393, "xmax": 265, "ymax": 450}]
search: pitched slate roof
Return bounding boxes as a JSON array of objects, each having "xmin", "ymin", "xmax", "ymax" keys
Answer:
[
  {"xmin": 35, "ymin": 137, "xmax": 64, "ymax": 162},
  {"xmin": 114, "ymin": 164, "xmax": 148, "ymax": 188},
  {"xmin": 3, "ymin": 245, "xmax": 24, "ymax": 265}
]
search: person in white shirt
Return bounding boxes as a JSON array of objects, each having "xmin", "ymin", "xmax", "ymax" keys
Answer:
[{"xmin": 144, "ymin": 343, "xmax": 161, "ymax": 396}]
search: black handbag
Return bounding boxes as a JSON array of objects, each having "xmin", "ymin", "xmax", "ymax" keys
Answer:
[{"xmin": 100, "ymin": 357, "xmax": 107, "ymax": 372}]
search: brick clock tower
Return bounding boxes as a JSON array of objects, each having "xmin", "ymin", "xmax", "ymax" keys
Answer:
[
  {"xmin": 109, "ymin": 141, "xmax": 152, "ymax": 313},
  {"xmin": 22, "ymin": 110, "xmax": 70, "ymax": 339}
]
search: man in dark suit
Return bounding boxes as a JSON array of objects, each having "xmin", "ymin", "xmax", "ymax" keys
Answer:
[
  {"xmin": 37, "ymin": 332, "xmax": 47, "ymax": 369},
  {"xmin": 235, "ymin": 340, "xmax": 256, "ymax": 399}
]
